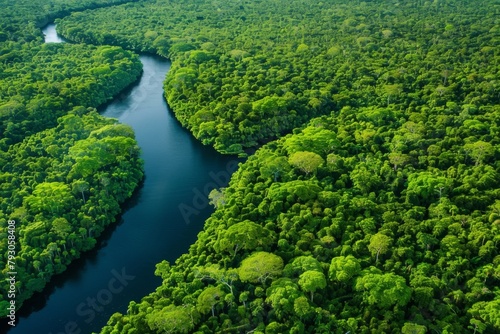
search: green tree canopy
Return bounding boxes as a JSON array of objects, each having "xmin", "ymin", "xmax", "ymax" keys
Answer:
[
  {"xmin": 288, "ymin": 151, "xmax": 324, "ymax": 176},
  {"xmin": 355, "ymin": 269, "xmax": 411, "ymax": 308},
  {"xmin": 238, "ymin": 251, "xmax": 284, "ymax": 285}
]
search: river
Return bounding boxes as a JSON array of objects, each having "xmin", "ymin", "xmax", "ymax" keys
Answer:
[{"xmin": 3, "ymin": 24, "xmax": 238, "ymax": 334}]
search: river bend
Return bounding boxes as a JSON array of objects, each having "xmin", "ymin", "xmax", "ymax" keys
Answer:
[{"xmin": 3, "ymin": 24, "xmax": 237, "ymax": 334}]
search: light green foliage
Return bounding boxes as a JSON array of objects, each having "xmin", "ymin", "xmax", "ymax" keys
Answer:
[
  {"xmin": 464, "ymin": 141, "xmax": 495, "ymax": 166},
  {"xmin": 51, "ymin": 218, "xmax": 71, "ymax": 238},
  {"xmin": 298, "ymin": 270, "xmax": 326, "ymax": 302},
  {"xmin": 72, "ymin": 180, "xmax": 89, "ymax": 203},
  {"xmin": 402, "ymin": 322, "xmax": 427, "ymax": 334},
  {"xmin": 288, "ymin": 151, "xmax": 324, "ymax": 176},
  {"xmin": 406, "ymin": 171, "xmax": 453, "ymax": 204},
  {"xmin": 469, "ymin": 298, "xmax": 500, "ymax": 331},
  {"xmin": 259, "ymin": 152, "xmax": 291, "ymax": 182},
  {"xmin": 383, "ymin": 84, "xmax": 403, "ymax": 105},
  {"xmin": 154, "ymin": 260, "xmax": 171, "ymax": 280},
  {"xmin": 194, "ymin": 264, "xmax": 239, "ymax": 296},
  {"xmin": 265, "ymin": 278, "xmax": 302, "ymax": 320},
  {"xmin": 266, "ymin": 180, "xmax": 322, "ymax": 203},
  {"xmin": 355, "ymin": 270, "xmax": 411, "ymax": 308},
  {"xmin": 146, "ymin": 304, "xmax": 198, "ymax": 333},
  {"xmin": 293, "ymin": 296, "xmax": 312, "ymax": 318},
  {"xmin": 388, "ymin": 152, "xmax": 409, "ymax": 171},
  {"xmin": 24, "ymin": 182, "xmax": 72, "ymax": 215},
  {"xmin": 215, "ymin": 220, "xmax": 274, "ymax": 256},
  {"xmin": 283, "ymin": 256, "xmax": 323, "ymax": 278},
  {"xmin": 329, "ymin": 256, "xmax": 361, "ymax": 283},
  {"xmin": 197, "ymin": 286, "xmax": 225, "ymax": 317},
  {"xmin": 238, "ymin": 252, "xmax": 284, "ymax": 285},
  {"xmin": 368, "ymin": 233, "xmax": 392, "ymax": 263},
  {"xmin": 284, "ymin": 127, "xmax": 339, "ymax": 156},
  {"xmin": 350, "ymin": 161, "xmax": 383, "ymax": 194},
  {"xmin": 208, "ymin": 188, "xmax": 226, "ymax": 208}
]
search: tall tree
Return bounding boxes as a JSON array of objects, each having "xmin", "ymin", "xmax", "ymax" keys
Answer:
[{"xmin": 238, "ymin": 252, "xmax": 284, "ymax": 286}]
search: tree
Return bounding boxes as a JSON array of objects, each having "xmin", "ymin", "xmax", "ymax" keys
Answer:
[
  {"xmin": 51, "ymin": 217, "xmax": 72, "ymax": 243},
  {"xmin": 32, "ymin": 260, "xmax": 42, "ymax": 273},
  {"xmin": 148, "ymin": 258, "xmax": 169, "ymax": 280},
  {"xmin": 350, "ymin": 162, "xmax": 382, "ymax": 194},
  {"xmin": 383, "ymin": 84, "xmax": 402, "ymax": 105},
  {"xmin": 294, "ymin": 296, "xmax": 312, "ymax": 318},
  {"xmin": 266, "ymin": 180, "xmax": 322, "ymax": 205},
  {"xmin": 228, "ymin": 49, "xmax": 249, "ymax": 61},
  {"xmin": 298, "ymin": 270, "xmax": 326, "ymax": 302},
  {"xmin": 146, "ymin": 305, "xmax": 198, "ymax": 333},
  {"xmin": 238, "ymin": 252, "xmax": 284, "ymax": 285},
  {"xmin": 401, "ymin": 322, "xmax": 427, "ymax": 334},
  {"xmin": 72, "ymin": 180, "xmax": 89, "ymax": 203},
  {"xmin": 152, "ymin": 36, "xmax": 170, "ymax": 56},
  {"xmin": 406, "ymin": 172, "xmax": 452, "ymax": 204},
  {"xmin": 388, "ymin": 152, "xmax": 409, "ymax": 171},
  {"xmin": 368, "ymin": 233, "xmax": 392, "ymax": 263},
  {"xmin": 197, "ymin": 286, "xmax": 224, "ymax": 317},
  {"xmin": 283, "ymin": 256, "xmax": 323, "ymax": 278},
  {"xmin": 24, "ymin": 182, "xmax": 72, "ymax": 215},
  {"xmin": 265, "ymin": 278, "xmax": 302, "ymax": 320},
  {"xmin": 26, "ymin": 278, "xmax": 46, "ymax": 294},
  {"xmin": 464, "ymin": 141, "xmax": 495, "ymax": 166},
  {"xmin": 381, "ymin": 29, "xmax": 393, "ymax": 38},
  {"xmin": 355, "ymin": 269, "xmax": 411, "ymax": 308},
  {"xmin": 194, "ymin": 265, "xmax": 238, "ymax": 296},
  {"xmin": 283, "ymin": 127, "xmax": 338, "ymax": 156},
  {"xmin": 469, "ymin": 299, "xmax": 500, "ymax": 332},
  {"xmin": 208, "ymin": 188, "xmax": 226, "ymax": 208},
  {"xmin": 260, "ymin": 154, "xmax": 291, "ymax": 182},
  {"xmin": 329, "ymin": 255, "xmax": 361, "ymax": 283},
  {"xmin": 215, "ymin": 220, "xmax": 273, "ymax": 257},
  {"xmin": 288, "ymin": 151, "xmax": 324, "ymax": 176}
]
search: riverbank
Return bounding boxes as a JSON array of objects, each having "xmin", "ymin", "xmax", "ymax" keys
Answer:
[{"xmin": 3, "ymin": 24, "xmax": 238, "ymax": 334}]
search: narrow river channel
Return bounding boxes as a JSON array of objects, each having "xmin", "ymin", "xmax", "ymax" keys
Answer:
[{"xmin": 3, "ymin": 24, "xmax": 239, "ymax": 334}]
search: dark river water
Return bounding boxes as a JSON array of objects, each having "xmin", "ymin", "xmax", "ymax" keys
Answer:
[{"xmin": 3, "ymin": 24, "xmax": 239, "ymax": 334}]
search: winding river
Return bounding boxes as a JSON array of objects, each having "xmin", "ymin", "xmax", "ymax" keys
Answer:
[{"xmin": 4, "ymin": 24, "xmax": 238, "ymax": 334}]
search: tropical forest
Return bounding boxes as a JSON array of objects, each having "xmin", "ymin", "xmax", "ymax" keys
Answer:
[{"xmin": 0, "ymin": 0, "xmax": 499, "ymax": 333}]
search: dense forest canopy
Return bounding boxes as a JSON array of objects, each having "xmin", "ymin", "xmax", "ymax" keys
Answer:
[
  {"xmin": 0, "ymin": 42, "xmax": 142, "ymax": 148},
  {"xmin": 0, "ymin": 0, "xmax": 136, "ymax": 43},
  {"xmin": 0, "ymin": 0, "xmax": 144, "ymax": 316},
  {"xmin": 56, "ymin": 0, "xmax": 499, "ymax": 154},
  {"xmin": 0, "ymin": 0, "xmax": 499, "ymax": 333},
  {"xmin": 55, "ymin": 0, "xmax": 500, "ymax": 333},
  {"xmin": 102, "ymin": 103, "xmax": 500, "ymax": 333}
]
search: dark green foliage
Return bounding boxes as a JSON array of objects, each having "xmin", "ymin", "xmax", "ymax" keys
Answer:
[
  {"xmin": 0, "ymin": 0, "xmax": 135, "ymax": 43},
  {"xmin": 100, "ymin": 101, "xmax": 499, "ymax": 332},
  {"xmin": 91, "ymin": 1, "xmax": 498, "ymax": 332},
  {"xmin": 0, "ymin": 0, "xmax": 144, "ymax": 316},
  {"xmin": 56, "ymin": 0, "xmax": 499, "ymax": 155},
  {"xmin": 1, "ymin": 0, "xmax": 499, "ymax": 332},
  {"xmin": 0, "ymin": 109, "xmax": 144, "ymax": 316},
  {"xmin": 0, "ymin": 42, "xmax": 142, "ymax": 149}
]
